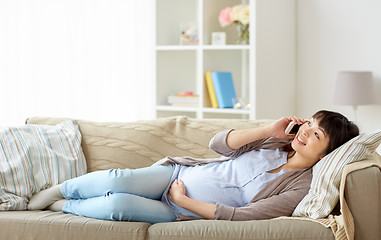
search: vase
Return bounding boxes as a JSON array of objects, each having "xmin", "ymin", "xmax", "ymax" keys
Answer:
[{"xmin": 236, "ymin": 23, "xmax": 249, "ymax": 45}]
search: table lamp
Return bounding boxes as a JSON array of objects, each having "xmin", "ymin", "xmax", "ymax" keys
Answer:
[{"xmin": 333, "ymin": 71, "xmax": 377, "ymax": 122}]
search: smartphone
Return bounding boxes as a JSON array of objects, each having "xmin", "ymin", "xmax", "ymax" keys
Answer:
[{"xmin": 285, "ymin": 122, "xmax": 302, "ymax": 135}]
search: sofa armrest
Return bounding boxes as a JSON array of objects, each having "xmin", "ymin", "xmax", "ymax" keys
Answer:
[{"xmin": 345, "ymin": 163, "xmax": 381, "ymax": 240}]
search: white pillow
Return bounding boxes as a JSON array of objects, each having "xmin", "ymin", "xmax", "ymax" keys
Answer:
[
  {"xmin": 0, "ymin": 120, "xmax": 87, "ymax": 210},
  {"xmin": 292, "ymin": 129, "xmax": 381, "ymax": 219}
]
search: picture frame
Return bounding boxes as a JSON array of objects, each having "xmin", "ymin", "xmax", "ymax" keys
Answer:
[{"xmin": 211, "ymin": 32, "xmax": 226, "ymax": 45}]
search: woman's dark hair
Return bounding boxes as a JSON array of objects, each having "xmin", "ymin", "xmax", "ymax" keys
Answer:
[{"xmin": 312, "ymin": 110, "xmax": 359, "ymax": 155}]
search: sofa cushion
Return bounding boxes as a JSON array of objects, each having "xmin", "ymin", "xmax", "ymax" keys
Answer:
[
  {"xmin": 0, "ymin": 120, "xmax": 87, "ymax": 210},
  {"xmin": 293, "ymin": 129, "xmax": 381, "ymax": 219},
  {"xmin": 0, "ymin": 210, "xmax": 150, "ymax": 240},
  {"xmin": 25, "ymin": 116, "xmax": 270, "ymax": 172},
  {"xmin": 147, "ymin": 219, "xmax": 334, "ymax": 240}
]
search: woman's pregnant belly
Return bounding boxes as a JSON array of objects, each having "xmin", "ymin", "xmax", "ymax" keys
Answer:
[{"xmin": 177, "ymin": 163, "xmax": 246, "ymax": 208}]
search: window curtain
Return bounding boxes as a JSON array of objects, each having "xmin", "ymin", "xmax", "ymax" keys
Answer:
[{"xmin": 0, "ymin": 0, "xmax": 155, "ymax": 125}]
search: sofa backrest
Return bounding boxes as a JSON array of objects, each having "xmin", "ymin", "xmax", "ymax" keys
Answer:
[{"xmin": 26, "ymin": 116, "xmax": 272, "ymax": 172}]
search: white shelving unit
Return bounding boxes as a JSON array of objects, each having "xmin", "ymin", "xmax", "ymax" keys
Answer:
[{"xmin": 154, "ymin": 0, "xmax": 296, "ymax": 120}]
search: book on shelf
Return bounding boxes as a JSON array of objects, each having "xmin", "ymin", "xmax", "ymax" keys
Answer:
[
  {"xmin": 169, "ymin": 102, "xmax": 199, "ymax": 107},
  {"xmin": 204, "ymin": 71, "xmax": 219, "ymax": 108},
  {"xmin": 167, "ymin": 95, "xmax": 199, "ymax": 103},
  {"xmin": 211, "ymin": 71, "xmax": 237, "ymax": 108},
  {"xmin": 167, "ymin": 94, "xmax": 199, "ymax": 108}
]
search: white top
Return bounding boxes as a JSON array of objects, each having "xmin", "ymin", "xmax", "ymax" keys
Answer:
[{"xmin": 161, "ymin": 148, "xmax": 288, "ymax": 218}]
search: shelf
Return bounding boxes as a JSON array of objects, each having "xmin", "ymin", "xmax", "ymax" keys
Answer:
[
  {"xmin": 155, "ymin": 0, "xmax": 296, "ymax": 120},
  {"xmin": 156, "ymin": 45, "xmax": 250, "ymax": 51},
  {"xmin": 156, "ymin": 105, "xmax": 199, "ymax": 112},
  {"xmin": 156, "ymin": 45, "xmax": 199, "ymax": 51},
  {"xmin": 202, "ymin": 107, "xmax": 250, "ymax": 114},
  {"xmin": 156, "ymin": 105, "xmax": 250, "ymax": 115},
  {"xmin": 202, "ymin": 45, "xmax": 250, "ymax": 50}
]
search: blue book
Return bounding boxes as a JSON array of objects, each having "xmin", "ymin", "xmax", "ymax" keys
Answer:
[{"xmin": 211, "ymin": 71, "xmax": 237, "ymax": 108}]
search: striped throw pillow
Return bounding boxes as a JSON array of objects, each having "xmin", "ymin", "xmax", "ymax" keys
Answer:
[
  {"xmin": 292, "ymin": 129, "xmax": 381, "ymax": 219},
  {"xmin": 0, "ymin": 120, "xmax": 87, "ymax": 210}
]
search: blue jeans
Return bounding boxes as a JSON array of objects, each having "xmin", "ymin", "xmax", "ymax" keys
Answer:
[{"xmin": 61, "ymin": 165, "xmax": 176, "ymax": 224}]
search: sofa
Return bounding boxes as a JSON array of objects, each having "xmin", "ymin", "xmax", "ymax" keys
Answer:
[{"xmin": 0, "ymin": 116, "xmax": 380, "ymax": 240}]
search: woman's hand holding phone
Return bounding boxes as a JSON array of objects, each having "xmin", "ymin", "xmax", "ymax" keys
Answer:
[
  {"xmin": 271, "ymin": 116, "xmax": 306, "ymax": 139},
  {"xmin": 226, "ymin": 115, "xmax": 306, "ymax": 149},
  {"xmin": 285, "ymin": 122, "xmax": 302, "ymax": 135}
]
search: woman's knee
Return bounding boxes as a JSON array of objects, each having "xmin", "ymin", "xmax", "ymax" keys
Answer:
[
  {"xmin": 104, "ymin": 193, "xmax": 176, "ymax": 223},
  {"xmin": 105, "ymin": 168, "xmax": 133, "ymax": 188},
  {"xmin": 103, "ymin": 193, "xmax": 134, "ymax": 221},
  {"xmin": 104, "ymin": 192, "xmax": 133, "ymax": 212}
]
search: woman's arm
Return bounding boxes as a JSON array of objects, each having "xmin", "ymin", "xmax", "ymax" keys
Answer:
[
  {"xmin": 215, "ymin": 169, "xmax": 312, "ymax": 221},
  {"xmin": 209, "ymin": 116, "xmax": 305, "ymax": 158},
  {"xmin": 214, "ymin": 186, "xmax": 309, "ymax": 220},
  {"xmin": 226, "ymin": 116, "xmax": 305, "ymax": 150},
  {"xmin": 168, "ymin": 179, "xmax": 216, "ymax": 219},
  {"xmin": 226, "ymin": 125, "xmax": 272, "ymax": 150}
]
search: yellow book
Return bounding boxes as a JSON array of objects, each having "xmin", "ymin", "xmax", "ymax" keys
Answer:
[{"xmin": 205, "ymin": 71, "xmax": 219, "ymax": 108}]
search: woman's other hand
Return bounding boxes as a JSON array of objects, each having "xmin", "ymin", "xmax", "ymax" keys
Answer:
[
  {"xmin": 168, "ymin": 179, "xmax": 186, "ymax": 205},
  {"xmin": 168, "ymin": 179, "xmax": 216, "ymax": 219}
]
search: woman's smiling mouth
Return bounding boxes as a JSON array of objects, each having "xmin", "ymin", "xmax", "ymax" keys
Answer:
[{"xmin": 296, "ymin": 134, "xmax": 306, "ymax": 145}]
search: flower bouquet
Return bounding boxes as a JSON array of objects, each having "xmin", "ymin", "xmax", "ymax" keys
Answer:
[{"xmin": 219, "ymin": 5, "xmax": 250, "ymax": 44}]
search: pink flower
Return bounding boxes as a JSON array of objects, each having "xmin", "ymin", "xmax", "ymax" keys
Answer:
[{"xmin": 219, "ymin": 7, "xmax": 232, "ymax": 27}]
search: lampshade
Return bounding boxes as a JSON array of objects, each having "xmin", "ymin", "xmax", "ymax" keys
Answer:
[{"xmin": 333, "ymin": 71, "xmax": 377, "ymax": 106}]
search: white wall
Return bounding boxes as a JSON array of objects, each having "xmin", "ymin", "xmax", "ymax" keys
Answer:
[
  {"xmin": 255, "ymin": 0, "xmax": 296, "ymax": 119},
  {"xmin": 297, "ymin": 0, "xmax": 381, "ymax": 129},
  {"xmin": 297, "ymin": 0, "xmax": 381, "ymax": 152},
  {"xmin": 0, "ymin": 0, "xmax": 155, "ymax": 126}
]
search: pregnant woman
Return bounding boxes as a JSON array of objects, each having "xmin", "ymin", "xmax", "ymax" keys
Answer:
[{"xmin": 28, "ymin": 110, "xmax": 359, "ymax": 224}]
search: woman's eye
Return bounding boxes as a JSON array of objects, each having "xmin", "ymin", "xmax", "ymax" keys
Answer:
[
  {"xmin": 315, "ymin": 132, "xmax": 320, "ymax": 139},
  {"xmin": 308, "ymin": 121, "xmax": 311, "ymax": 126}
]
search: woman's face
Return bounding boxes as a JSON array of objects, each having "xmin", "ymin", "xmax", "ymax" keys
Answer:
[{"xmin": 291, "ymin": 118, "xmax": 330, "ymax": 167}]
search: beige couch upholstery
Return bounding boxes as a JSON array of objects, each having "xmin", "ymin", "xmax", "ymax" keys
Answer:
[{"xmin": 0, "ymin": 116, "xmax": 379, "ymax": 240}]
